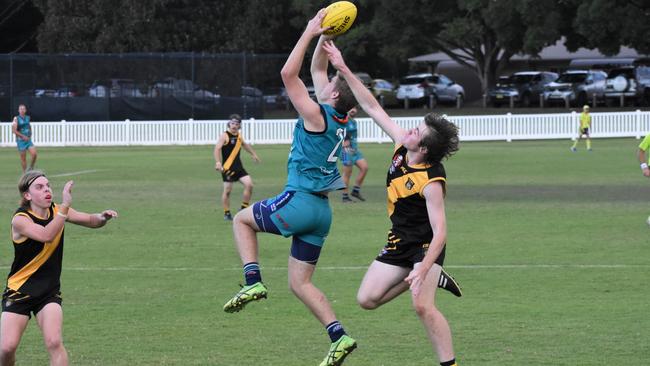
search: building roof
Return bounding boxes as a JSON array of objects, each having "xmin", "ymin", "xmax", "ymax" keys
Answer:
[{"xmin": 409, "ymin": 38, "xmax": 648, "ymax": 63}]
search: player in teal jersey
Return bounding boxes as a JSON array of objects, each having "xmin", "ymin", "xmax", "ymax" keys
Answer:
[
  {"xmin": 341, "ymin": 107, "xmax": 369, "ymax": 203},
  {"xmin": 223, "ymin": 10, "xmax": 358, "ymax": 366},
  {"xmin": 11, "ymin": 104, "xmax": 38, "ymax": 173}
]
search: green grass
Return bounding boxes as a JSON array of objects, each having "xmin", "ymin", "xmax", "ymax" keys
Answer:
[{"xmin": 0, "ymin": 138, "xmax": 648, "ymax": 365}]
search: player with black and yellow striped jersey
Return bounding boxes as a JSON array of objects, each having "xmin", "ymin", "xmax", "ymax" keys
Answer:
[
  {"xmin": 214, "ymin": 114, "xmax": 261, "ymax": 221},
  {"xmin": 326, "ymin": 40, "xmax": 461, "ymax": 366},
  {"xmin": 2, "ymin": 171, "xmax": 117, "ymax": 366}
]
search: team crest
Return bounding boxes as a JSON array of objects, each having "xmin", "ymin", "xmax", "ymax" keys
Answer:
[
  {"xmin": 405, "ymin": 178, "xmax": 415, "ymax": 190},
  {"xmin": 389, "ymin": 154, "xmax": 404, "ymax": 174}
]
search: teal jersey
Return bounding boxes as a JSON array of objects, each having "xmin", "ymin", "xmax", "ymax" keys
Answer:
[
  {"xmin": 285, "ymin": 104, "xmax": 348, "ymax": 193},
  {"xmin": 16, "ymin": 115, "xmax": 31, "ymax": 137},
  {"xmin": 345, "ymin": 118, "xmax": 358, "ymax": 150}
]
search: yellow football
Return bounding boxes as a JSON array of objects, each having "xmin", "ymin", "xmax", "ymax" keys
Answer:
[{"xmin": 322, "ymin": 1, "xmax": 357, "ymax": 36}]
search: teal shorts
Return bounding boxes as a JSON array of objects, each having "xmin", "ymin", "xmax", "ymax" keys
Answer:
[
  {"xmin": 253, "ymin": 190, "xmax": 332, "ymax": 247},
  {"xmin": 16, "ymin": 139, "xmax": 33, "ymax": 151},
  {"xmin": 342, "ymin": 148, "xmax": 364, "ymax": 167}
]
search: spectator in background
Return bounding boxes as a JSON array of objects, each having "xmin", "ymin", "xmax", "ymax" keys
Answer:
[{"xmin": 341, "ymin": 107, "xmax": 369, "ymax": 203}]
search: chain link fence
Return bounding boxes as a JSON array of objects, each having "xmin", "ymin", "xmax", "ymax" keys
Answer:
[{"xmin": 0, "ymin": 52, "xmax": 293, "ymax": 121}]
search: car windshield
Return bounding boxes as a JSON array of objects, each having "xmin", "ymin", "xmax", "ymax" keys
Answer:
[
  {"xmin": 556, "ymin": 73, "xmax": 587, "ymax": 83},
  {"xmin": 400, "ymin": 77, "xmax": 427, "ymax": 84},
  {"xmin": 511, "ymin": 74, "xmax": 537, "ymax": 83}
]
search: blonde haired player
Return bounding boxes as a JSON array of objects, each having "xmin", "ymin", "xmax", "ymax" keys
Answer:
[
  {"xmin": 570, "ymin": 105, "xmax": 592, "ymax": 152},
  {"xmin": 2, "ymin": 171, "xmax": 117, "ymax": 366}
]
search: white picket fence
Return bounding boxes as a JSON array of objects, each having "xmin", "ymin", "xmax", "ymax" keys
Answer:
[{"xmin": 1, "ymin": 111, "xmax": 649, "ymax": 147}]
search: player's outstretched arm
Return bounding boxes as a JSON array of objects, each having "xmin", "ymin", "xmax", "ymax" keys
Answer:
[
  {"xmin": 242, "ymin": 141, "xmax": 261, "ymax": 163},
  {"xmin": 311, "ymin": 34, "xmax": 334, "ymax": 100},
  {"xmin": 322, "ymin": 40, "xmax": 405, "ymax": 143},
  {"xmin": 281, "ymin": 10, "xmax": 329, "ymax": 132},
  {"xmin": 67, "ymin": 208, "xmax": 118, "ymax": 228}
]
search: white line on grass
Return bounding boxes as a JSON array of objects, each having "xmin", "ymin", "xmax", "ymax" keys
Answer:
[
  {"xmin": 0, "ymin": 264, "xmax": 643, "ymax": 272},
  {"xmin": 49, "ymin": 169, "xmax": 101, "ymax": 178}
]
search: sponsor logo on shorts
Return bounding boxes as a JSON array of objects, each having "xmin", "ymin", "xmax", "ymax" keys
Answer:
[
  {"xmin": 270, "ymin": 192, "xmax": 293, "ymax": 212},
  {"xmin": 275, "ymin": 213, "xmax": 290, "ymax": 229}
]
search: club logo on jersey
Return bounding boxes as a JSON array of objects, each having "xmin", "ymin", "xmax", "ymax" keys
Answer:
[
  {"xmin": 389, "ymin": 154, "xmax": 404, "ymax": 174},
  {"xmin": 405, "ymin": 178, "xmax": 415, "ymax": 190}
]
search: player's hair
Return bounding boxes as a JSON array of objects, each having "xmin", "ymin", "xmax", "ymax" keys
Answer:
[
  {"xmin": 419, "ymin": 113, "xmax": 459, "ymax": 165},
  {"xmin": 229, "ymin": 114, "xmax": 242, "ymax": 122},
  {"xmin": 333, "ymin": 75, "xmax": 357, "ymax": 115},
  {"xmin": 18, "ymin": 170, "xmax": 46, "ymax": 208}
]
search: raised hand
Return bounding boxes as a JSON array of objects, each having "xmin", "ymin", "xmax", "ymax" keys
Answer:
[
  {"xmin": 61, "ymin": 181, "xmax": 74, "ymax": 207},
  {"xmin": 305, "ymin": 9, "xmax": 330, "ymax": 38},
  {"xmin": 322, "ymin": 40, "xmax": 348, "ymax": 72}
]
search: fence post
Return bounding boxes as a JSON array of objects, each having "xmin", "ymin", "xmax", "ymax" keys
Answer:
[
  {"xmin": 509, "ymin": 95, "xmax": 514, "ymax": 109},
  {"xmin": 248, "ymin": 117, "xmax": 255, "ymax": 144},
  {"xmin": 506, "ymin": 112, "xmax": 512, "ymax": 142},
  {"xmin": 379, "ymin": 95, "xmax": 385, "ymax": 108},
  {"xmin": 125, "ymin": 119, "xmax": 131, "ymax": 146},
  {"xmin": 456, "ymin": 94, "xmax": 461, "ymax": 109},
  {"xmin": 404, "ymin": 98, "xmax": 409, "ymax": 109},
  {"xmin": 189, "ymin": 118, "xmax": 194, "ymax": 145},
  {"xmin": 539, "ymin": 94, "xmax": 544, "ymax": 108},
  {"xmin": 564, "ymin": 96, "xmax": 570, "ymax": 109},
  {"xmin": 636, "ymin": 109, "xmax": 642, "ymax": 139},
  {"xmin": 571, "ymin": 111, "xmax": 577, "ymax": 140},
  {"xmin": 483, "ymin": 94, "xmax": 487, "ymax": 108},
  {"xmin": 61, "ymin": 120, "xmax": 66, "ymax": 147},
  {"xmin": 592, "ymin": 93, "xmax": 597, "ymax": 107}
]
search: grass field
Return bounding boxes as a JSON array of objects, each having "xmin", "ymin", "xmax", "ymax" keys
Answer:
[{"xmin": 0, "ymin": 138, "xmax": 648, "ymax": 365}]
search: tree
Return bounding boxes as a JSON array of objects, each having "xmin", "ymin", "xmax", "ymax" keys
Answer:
[
  {"xmin": 366, "ymin": 0, "xmax": 578, "ymax": 93},
  {"xmin": 0, "ymin": 0, "xmax": 43, "ymax": 53},
  {"xmin": 572, "ymin": 0, "xmax": 650, "ymax": 55}
]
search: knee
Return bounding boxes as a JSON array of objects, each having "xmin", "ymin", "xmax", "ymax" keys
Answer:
[
  {"xmin": 245, "ymin": 182, "xmax": 254, "ymax": 190},
  {"xmin": 43, "ymin": 335, "xmax": 64, "ymax": 353},
  {"xmin": 356, "ymin": 291, "xmax": 379, "ymax": 310},
  {"xmin": 0, "ymin": 341, "xmax": 19, "ymax": 357},
  {"xmin": 413, "ymin": 302, "xmax": 438, "ymax": 319},
  {"xmin": 357, "ymin": 297, "xmax": 379, "ymax": 310},
  {"xmin": 223, "ymin": 188, "xmax": 232, "ymax": 196}
]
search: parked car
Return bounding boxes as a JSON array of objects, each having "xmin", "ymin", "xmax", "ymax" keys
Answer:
[
  {"xmin": 396, "ymin": 73, "xmax": 464, "ymax": 106},
  {"xmin": 354, "ymin": 72, "xmax": 373, "ymax": 89},
  {"xmin": 488, "ymin": 71, "xmax": 558, "ymax": 107},
  {"xmin": 544, "ymin": 70, "xmax": 607, "ymax": 106},
  {"xmin": 371, "ymin": 78, "xmax": 399, "ymax": 106},
  {"xmin": 604, "ymin": 65, "xmax": 650, "ymax": 106},
  {"xmin": 148, "ymin": 78, "xmax": 219, "ymax": 100},
  {"xmin": 89, "ymin": 79, "xmax": 144, "ymax": 98}
]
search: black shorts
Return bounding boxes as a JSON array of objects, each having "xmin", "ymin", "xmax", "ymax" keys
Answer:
[
  {"xmin": 581, "ymin": 127, "xmax": 589, "ymax": 135},
  {"xmin": 375, "ymin": 241, "xmax": 446, "ymax": 269},
  {"xmin": 2, "ymin": 288, "xmax": 62, "ymax": 318},
  {"xmin": 221, "ymin": 167, "xmax": 248, "ymax": 182}
]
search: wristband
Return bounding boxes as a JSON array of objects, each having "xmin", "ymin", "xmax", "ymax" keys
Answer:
[
  {"xmin": 641, "ymin": 163, "xmax": 648, "ymax": 170},
  {"xmin": 57, "ymin": 212, "xmax": 68, "ymax": 219}
]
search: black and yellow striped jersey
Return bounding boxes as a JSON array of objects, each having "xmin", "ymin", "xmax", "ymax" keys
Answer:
[
  {"xmin": 221, "ymin": 131, "xmax": 244, "ymax": 171},
  {"xmin": 386, "ymin": 145, "xmax": 446, "ymax": 246},
  {"xmin": 7, "ymin": 204, "xmax": 64, "ymax": 297}
]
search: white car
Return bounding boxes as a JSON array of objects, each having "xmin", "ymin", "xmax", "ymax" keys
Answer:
[{"xmin": 396, "ymin": 73, "xmax": 464, "ymax": 106}]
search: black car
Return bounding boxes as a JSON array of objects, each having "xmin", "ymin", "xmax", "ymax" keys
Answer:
[{"xmin": 488, "ymin": 71, "xmax": 558, "ymax": 107}]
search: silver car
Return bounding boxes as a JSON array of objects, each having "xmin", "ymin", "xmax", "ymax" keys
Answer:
[
  {"xmin": 543, "ymin": 70, "xmax": 607, "ymax": 106},
  {"xmin": 396, "ymin": 73, "xmax": 464, "ymax": 106}
]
